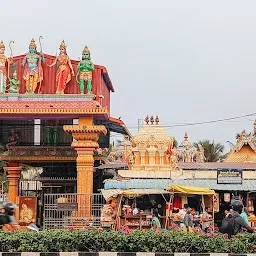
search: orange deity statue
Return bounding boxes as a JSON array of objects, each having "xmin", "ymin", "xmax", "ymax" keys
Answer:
[
  {"xmin": 0, "ymin": 40, "xmax": 13, "ymax": 94},
  {"xmin": 48, "ymin": 40, "xmax": 74, "ymax": 94}
]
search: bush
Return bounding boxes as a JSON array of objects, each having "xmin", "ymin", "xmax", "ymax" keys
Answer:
[{"xmin": 0, "ymin": 229, "xmax": 255, "ymax": 253}]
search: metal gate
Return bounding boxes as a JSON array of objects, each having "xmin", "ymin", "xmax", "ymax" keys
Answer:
[{"xmin": 43, "ymin": 193, "xmax": 105, "ymax": 230}]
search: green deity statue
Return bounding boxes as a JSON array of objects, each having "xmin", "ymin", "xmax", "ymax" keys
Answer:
[
  {"xmin": 45, "ymin": 120, "xmax": 59, "ymax": 146},
  {"xmin": 8, "ymin": 71, "xmax": 20, "ymax": 93},
  {"xmin": 76, "ymin": 46, "xmax": 94, "ymax": 94}
]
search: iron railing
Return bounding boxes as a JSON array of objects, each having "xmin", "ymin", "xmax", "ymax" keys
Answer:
[
  {"xmin": 43, "ymin": 193, "xmax": 105, "ymax": 230},
  {"xmin": 0, "ymin": 194, "xmax": 8, "ymax": 203}
]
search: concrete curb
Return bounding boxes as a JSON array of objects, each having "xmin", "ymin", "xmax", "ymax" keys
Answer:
[{"xmin": 0, "ymin": 253, "xmax": 255, "ymax": 256}]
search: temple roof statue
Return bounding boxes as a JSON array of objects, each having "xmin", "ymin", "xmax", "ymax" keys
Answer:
[
  {"xmin": 107, "ymin": 136, "xmax": 132, "ymax": 163},
  {"xmin": 176, "ymin": 133, "xmax": 201, "ymax": 163},
  {"xmin": 225, "ymin": 120, "xmax": 256, "ymax": 162}
]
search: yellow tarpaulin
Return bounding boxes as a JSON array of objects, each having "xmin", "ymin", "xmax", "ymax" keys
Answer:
[
  {"xmin": 166, "ymin": 184, "xmax": 215, "ymax": 195},
  {"xmin": 101, "ymin": 189, "xmax": 169, "ymax": 200}
]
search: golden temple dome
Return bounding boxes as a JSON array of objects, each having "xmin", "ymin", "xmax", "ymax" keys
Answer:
[
  {"xmin": 133, "ymin": 115, "xmax": 171, "ymax": 150},
  {"xmin": 130, "ymin": 116, "xmax": 175, "ymax": 170}
]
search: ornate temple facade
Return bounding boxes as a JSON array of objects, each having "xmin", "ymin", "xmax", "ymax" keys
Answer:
[
  {"xmin": 103, "ymin": 119, "xmax": 256, "ymax": 218},
  {"xmin": 0, "ymin": 38, "xmax": 130, "ymax": 225},
  {"xmin": 225, "ymin": 120, "xmax": 256, "ymax": 162},
  {"xmin": 108, "ymin": 116, "xmax": 205, "ymax": 173}
]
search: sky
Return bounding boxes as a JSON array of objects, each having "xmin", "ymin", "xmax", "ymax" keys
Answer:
[{"xmin": 2, "ymin": 0, "xmax": 256, "ymax": 150}]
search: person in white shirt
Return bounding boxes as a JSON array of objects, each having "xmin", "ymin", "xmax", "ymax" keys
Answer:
[{"xmin": 178, "ymin": 204, "xmax": 189, "ymax": 228}]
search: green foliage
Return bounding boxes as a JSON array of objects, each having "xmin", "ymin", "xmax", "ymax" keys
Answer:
[
  {"xmin": 194, "ymin": 140, "xmax": 225, "ymax": 162},
  {"xmin": 172, "ymin": 137, "xmax": 178, "ymax": 148},
  {"xmin": 0, "ymin": 230, "xmax": 255, "ymax": 253},
  {"xmin": 0, "ymin": 173, "xmax": 8, "ymax": 192}
]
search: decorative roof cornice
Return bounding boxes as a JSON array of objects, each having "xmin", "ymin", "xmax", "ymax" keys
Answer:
[
  {"xmin": 0, "ymin": 101, "xmax": 108, "ymax": 116},
  {"xmin": 63, "ymin": 125, "xmax": 107, "ymax": 134}
]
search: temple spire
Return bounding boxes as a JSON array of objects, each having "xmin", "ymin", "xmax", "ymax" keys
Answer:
[
  {"xmin": 155, "ymin": 115, "xmax": 159, "ymax": 125},
  {"xmin": 150, "ymin": 116, "xmax": 154, "ymax": 125},
  {"xmin": 144, "ymin": 115, "xmax": 149, "ymax": 125}
]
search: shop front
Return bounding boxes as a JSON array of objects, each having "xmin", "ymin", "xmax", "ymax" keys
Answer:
[{"xmin": 104, "ymin": 175, "xmax": 256, "ymax": 227}]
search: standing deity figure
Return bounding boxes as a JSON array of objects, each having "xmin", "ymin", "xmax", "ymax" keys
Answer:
[
  {"xmin": 8, "ymin": 71, "xmax": 20, "ymax": 93},
  {"xmin": 22, "ymin": 39, "xmax": 44, "ymax": 94},
  {"xmin": 0, "ymin": 41, "xmax": 13, "ymax": 93},
  {"xmin": 76, "ymin": 46, "xmax": 94, "ymax": 94},
  {"xmin": 48, "ymin": 40, "xmax": 74, "ymax": 94}
]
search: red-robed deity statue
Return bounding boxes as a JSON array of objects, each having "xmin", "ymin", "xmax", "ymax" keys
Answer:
[{"xmin": 48, "ymin": 40, "xmax": 74, "ymax": 94}]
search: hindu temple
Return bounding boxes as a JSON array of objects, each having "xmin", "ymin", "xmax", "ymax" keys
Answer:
[
  {"xmin": 103, "ymin": 117, "xmax": 256, "ymax": 222},
  {"xmin": 103, "ymin": 116, "xmax": 205, "ymax": 180},
  {"xmin": 224, "ymin": 120, "xmax": 256, "ymax": 162},
  {"xmin": 0, "ymin": 38, "xmax": 129, "ymax": 227}
]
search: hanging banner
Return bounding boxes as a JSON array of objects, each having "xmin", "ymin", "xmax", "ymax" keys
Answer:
[
  {"xmin": 217, "ymin": 169, "xmax": 243, "ymax": 184},
  {"xmin": 214, "ymin": 193, "xmax": 219, "ymax": 212}
]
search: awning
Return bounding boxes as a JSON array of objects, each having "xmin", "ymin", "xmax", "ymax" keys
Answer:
[
  {"xmin": 104, "ymin": 178, "xmax": 256, "ymax": 191},
  {"xmin": 101, "ymin": 188, "xmax": 169, "ymax": 200},
  {"xmin": 166, "ymin": 184, "xmax": 215, "ymax": 195}
]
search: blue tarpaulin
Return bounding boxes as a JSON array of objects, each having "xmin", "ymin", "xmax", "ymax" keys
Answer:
[{"xmin": 104, "ymin": 178, "xmax": 256, "ymax": 191}]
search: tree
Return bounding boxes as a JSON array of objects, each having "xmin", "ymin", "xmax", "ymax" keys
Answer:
[
  {"xmin": 194, "ymin": 140, "xmax": 225, "ymax": 162},
  {"xmin": 172, "ymin": 137, "xmax": 178, "ymax": 148}
]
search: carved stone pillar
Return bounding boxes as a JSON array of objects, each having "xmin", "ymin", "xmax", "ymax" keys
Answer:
[
  {"xmin": 64, "ymin": 117, "xmax": 107, "ymax": 216},
  {"xmin": 140, "ymin": 151, "xmax": 146, "ymax": 165},
  {"xmin": 4, "ymin": 163, "xmax": 22, "ymax": 204},
  {"xmin": 158, "ymin": 150, "xmax": 165, "ymax": 165},
  {"xmin": 147, "ymin": 148, "xmax": 156, "ymax": 165}
]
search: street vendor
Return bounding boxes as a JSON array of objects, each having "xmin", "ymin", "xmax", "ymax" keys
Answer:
[{"xmin": 200, "ymin": 207, "xmax": 212, "ymax": 232}]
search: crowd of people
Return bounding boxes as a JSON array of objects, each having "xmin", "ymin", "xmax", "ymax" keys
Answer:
[
  {"xmin": 173, "ymin": 201, "xmax": 254, "ymax": 236},
  {"xmin": 100, "ymin": 197, "xmax": 256, "ymax": 237}
]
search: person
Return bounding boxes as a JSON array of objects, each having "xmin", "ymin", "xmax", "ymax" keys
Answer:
[
  {"xmin": 48, "ymin": 40, "xmax": 74, "ymax": 94},
  {"xmin": 220, "ymin": 200, "xmax": 254, "ymax": 237},
  {"xmin": 240, "ymin": 207, "xmax": 249, "ymax": 225},
  {"xmin": 183, "ymin": 208, "xmax": 193, "ymax": 232},
  {"xmin": 152, "ymin": 208, "xmax": 161, "ymax": 231},
  {"xmin": 178, "ymin": 203, "xmax": 189, "ymax": 228},
  {"xmin": 0, "ymin": 202, "xmax": 20, "ymax": 231},
  {"xmin": 201, "ymin": 207, "xmax": 212, "ymax": 232},
  {"xmin": 132, "ymin": 203, "xmax": 139, "ymax": 215},
  {"xmin": 224, "ymin": 205, "xmax": 232, "ymax": 217}
]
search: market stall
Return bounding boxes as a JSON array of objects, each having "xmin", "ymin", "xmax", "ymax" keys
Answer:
[
  {"xmin": 166, "ymin": 184, "xmax": 217, "ymax": 230},
  {"xmin": 100, "ymin": 188, "xmax": 169, "ymax": 230}
]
